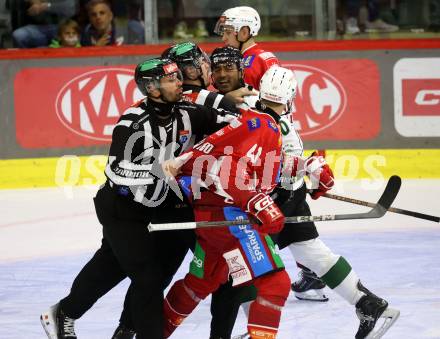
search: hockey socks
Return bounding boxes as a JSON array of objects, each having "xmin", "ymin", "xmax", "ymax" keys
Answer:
[
  {"xmin": 163, "ymin": 279, "xmax": 202, "ymax": 338},
  {"xmin": 247, "ymin": 270, "xmax": 291, "ymax": 339},
  {"xmin": 320, "ymin": 256, "xmax": 364, "ymax": 305},
  {"xmin": 288, "ymin": 239, "xmax": 364, "ymax": 304},
  {"xmin": 289, "ymin": 239, "xmax": 400, "ymax": 337},
  {"xmin": 247, "ymin": 298, "xmax": 282, "ymax": 339}
]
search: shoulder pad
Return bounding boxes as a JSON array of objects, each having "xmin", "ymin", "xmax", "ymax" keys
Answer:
[
  {"xmin": 121, "ymin": 105, "xmax": 145, "ymax": 117},
  {"xmin": 258, "ymin": 51, "xmax": 276, "ymax": 60}
]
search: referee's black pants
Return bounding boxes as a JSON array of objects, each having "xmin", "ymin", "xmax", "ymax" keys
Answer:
[{"xmin": 59, "ymin": 184, "xmax": 194, "ymax": 339}]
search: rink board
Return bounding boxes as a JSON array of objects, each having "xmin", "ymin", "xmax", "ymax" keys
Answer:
[{"xmin": 1, "ymin": 149, "xmax": 439, "ymax": 189}]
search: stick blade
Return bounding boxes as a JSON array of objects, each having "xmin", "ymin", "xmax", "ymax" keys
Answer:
[
  {"xmin": 378, "ymin": 175, "xmax": 402, "ymax": 210},
  {"xmin": 369, "ymin": 175, "xmax": 402, "ymax": 218}
]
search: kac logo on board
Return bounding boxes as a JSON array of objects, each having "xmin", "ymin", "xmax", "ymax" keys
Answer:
[
  {"xmin": 286, "ymin": 64, "xmax": 347, "ymax": 136},
  {"xmin": 55, "ymin": 68, "xmax": 143, "ymax": 141}
]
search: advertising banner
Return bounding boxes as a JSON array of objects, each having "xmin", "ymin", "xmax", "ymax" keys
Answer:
[
  {"xmin": 15, "ymin": 66, "xmax": 143, "ymax": 148},
  {"xmin": 394, "ymin": 58, "xmax": 440, "ymax": 137},
  {"xmin": 14, "ymin": 59, "xmax": 380, "ymax": 148},
  {"xmin": 282, "ymin": 59, "xmax": 381, "ymax": 141},
  {"xmin": 14, "ymin": 59, "xmax": 381, "ymax": 149}
]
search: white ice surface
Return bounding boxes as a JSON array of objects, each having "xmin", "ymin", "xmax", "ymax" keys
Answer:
[{"xmin": 0, "ymin": 179, "xmax": 439, "ymax": 339}]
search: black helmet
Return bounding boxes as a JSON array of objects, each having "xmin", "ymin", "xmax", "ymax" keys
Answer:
[
  {"xmin": 210, "ymin": 46, "xmax": 243, "ymax": 71},
  {"xmin": 162, "ymin": 42, "xmax": 208, "ymax": 70},
  {"xmin": 134, "ymin": 57, "xmax": 181, "ymax": 96},
  {"xmin": 161, "ymin": 42, "xmax": 211, "ymax": 87}
]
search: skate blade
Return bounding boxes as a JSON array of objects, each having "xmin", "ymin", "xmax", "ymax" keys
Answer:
[
  {"xmin": 232, "ymin": 333, "xmax": 249, "ymax": 339},
  {"xmin": 366, "ymin": 307, "xmax": 400, "ymax": 339},
  {"xmin": 40, "ymin": 305, "xmax": 58, "ymax": 339},
  {"xmin": 294, "ymin": 289, "xmax": 329, "ymax": 302}
]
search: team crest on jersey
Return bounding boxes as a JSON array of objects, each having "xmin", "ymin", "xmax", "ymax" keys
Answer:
[
  {"xmin": 243, "ymin": 55, "xmax": 255, "ymax": 68},
  {"xmin": 247, "ymin": 118, "xmax": 261, "ymax": 131},
  {"xmin": 179, "ymin": 130, "xmax": 189, "ymax": 143},
  {"xmin": 267, "ymin": 120, "xmax": 278, "ymax": 133}
]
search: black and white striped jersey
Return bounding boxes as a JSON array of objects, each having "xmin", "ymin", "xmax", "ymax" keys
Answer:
[
  {"xmin": 104, "ymin": 98, "xmax": 237, "ymax": 206},
  {"xmin": 182, "ymin": 84, "xmax": 238, "ymax": 113}
]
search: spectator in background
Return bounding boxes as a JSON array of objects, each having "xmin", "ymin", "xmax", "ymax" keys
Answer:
[
  {"xmin": 49, "ymin": 18, "xmax": 80, "ymax": 47},
  {"xmin": 0, "ymin": 0, "xmax": 11, "ymax": 48},
  {"xmin": 170, "ymin": 0, "xmax": 191, "ymax": 39},
  {"xmin": 429, "ymin": 0, "xmax": 440, "ymax": 31},
  {"xmin": 81, "ymin": 0, "xmax": 122, "ymax": 46},
  {"xmin": 343, "ymin": 0, "xmax": 399, "ymax": 34},
  {"xmin": 11, "ymin": 0, "xmax": 77, "ymax": 48},
  {"xmin": 127, "ymin": 0, "xmax": 144, "ymax": 44},
  {"xmin": 170, "ymin": 0, "xmax": 208, "ymax": 40}
]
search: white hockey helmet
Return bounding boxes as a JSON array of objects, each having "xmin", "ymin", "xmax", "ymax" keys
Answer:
[
  {"xmin": 259, "ymin": 66, "xmax": 298, "ymax": 105},
  {"xmin": 214, "ymin": 6, "xmax": 261, "ymax": 36}
]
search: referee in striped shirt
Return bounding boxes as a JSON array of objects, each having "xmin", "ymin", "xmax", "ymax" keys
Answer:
[
  {"xmin": 114, "ymin": 42, "xmax": 244, "ymax": 338},
  {"xmin": 41, "ymin": 57, "xmax": 237, "ymax": 339}
]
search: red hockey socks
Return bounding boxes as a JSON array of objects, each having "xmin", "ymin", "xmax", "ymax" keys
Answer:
[
  {"xmin": 247, "ymin": 298, "xmax": 282, "ymax": 338},
  {"xmin": 163, "ymin": 279, "xmax": 201, "ymax": 338},
  {"xmin": 247, "ymin": 270, "xmax": 291, "ymax": 338}
]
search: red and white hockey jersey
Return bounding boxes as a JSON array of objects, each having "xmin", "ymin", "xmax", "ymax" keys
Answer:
[
  {"xmin": 242, "ymin": 44, "xmax": 280, "ymax": 90},
  {"xmin": 180, "ymin": 107, "xmax": 282, "ymax": 211}
]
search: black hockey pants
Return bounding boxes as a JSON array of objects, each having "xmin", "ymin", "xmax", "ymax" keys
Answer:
[{"xmin": 59, "ymin": 183, "xmax": 195, "ymax": 339}]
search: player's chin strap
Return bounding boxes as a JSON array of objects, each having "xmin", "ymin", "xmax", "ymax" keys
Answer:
[
  {"xmin": 237, "ymin": 32, "xmax": 253, "ymax": 51},
  {"xmin": 193, "ymin": 67, "xmax": 208, "ymax": 90},
  {"xmin": 255, "ymin": 100, "xmax": 266, "ymax": 111},
  {"xmin": 149, "ymin": 95, "xmax": 175, "ymax": 117}
]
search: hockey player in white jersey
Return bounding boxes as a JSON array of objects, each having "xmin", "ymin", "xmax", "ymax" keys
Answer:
[{"xmin": 208, "ymin": 46, "xmax": 400, "ymax": 339}]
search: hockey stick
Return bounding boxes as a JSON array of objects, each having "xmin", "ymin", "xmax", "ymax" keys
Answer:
[
  {"xmin": 317, "ymin": 191, "xmax": 440, "ymax": 223},
  {"xmin": 148, "ymin": 175, "xmax": 401, "ymax": 232}
]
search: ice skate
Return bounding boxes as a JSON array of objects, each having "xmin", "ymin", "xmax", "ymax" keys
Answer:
[
  {"xmin": 231, "ymin": 333, "xmax": 250, "ymax": 339},
  {"xmin": 111, "ymin": 323, "xmax": 135, "ymax": 339},
  {"xmin": 355, "ymin": 281, "xmax": 400, "ymax": 339},
  {"xmin": 40, "ymin": 304, "xmax": 58, "ymax": 339},
  {"xmin": 40, "ymin": 303, "xmax": 77, "ymax": 339},
  {"xmin": 291, "ymin": 268, "xmax": 329, "ymax": 302}
]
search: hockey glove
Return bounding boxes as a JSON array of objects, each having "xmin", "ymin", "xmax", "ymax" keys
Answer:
[
  {"xmin": 162, "ymin": 152, "xmax": 193, "ymax": 178},
  {"xmin": 305, "ymin": 151, "xmax": 334, "ymax": 200},
  {"xmin": 246, "ymin": 193, "xmax": 285, "ymax": 234}
]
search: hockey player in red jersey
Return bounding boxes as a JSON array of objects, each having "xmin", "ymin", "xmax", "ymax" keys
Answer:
[
  {"xmin": 161, "ymin": 66, "xmax": 298, "ymax": 339},
  {"xmin": 214, "ymin": 6, "xmax": 279, "ymax": 90},
  {"xmin": 208, "ymin": 43, "xmax": 333, "ymax": 303},
  {"xmin": 208, "ymin": 47, "xmax": 401, "ymax": 339}
]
